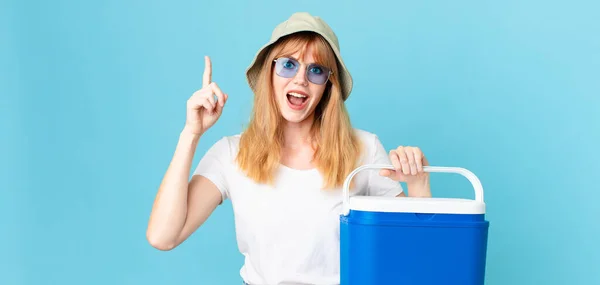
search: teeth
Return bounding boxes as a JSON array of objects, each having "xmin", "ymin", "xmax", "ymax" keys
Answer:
[{"xmin": 288, "ymin": 92, "xmax": 307, "ymax": 98}]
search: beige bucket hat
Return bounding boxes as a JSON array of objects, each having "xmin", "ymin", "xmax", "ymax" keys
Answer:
[{"xmin": 245, "ymin": 12, "xmax": 353, "ymax": 101}]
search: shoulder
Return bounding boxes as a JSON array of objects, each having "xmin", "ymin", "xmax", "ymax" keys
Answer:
[
  {"xmin": 221, "ymin": 133, "xmax": 242, "ymax": 151},
  {"xmin": 353, "ymin": 128, "xmax": 377, "ymax": 140},
  {"xmin": 204, "ymin": 133, "xmax": 242, "ymax": 161},
  {"xmin": 353, "ymin": 128, "xmax": 386, "ymax": 162},
  {"xmin": 353, "ymin": 128, "xmax": 382, "ymax": 150}
]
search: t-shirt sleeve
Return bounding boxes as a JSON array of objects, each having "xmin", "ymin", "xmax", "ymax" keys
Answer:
[
  {"xmin": 367, "ymin": 135, "xmax": 404, "ymax": 197},
  {"xmin": 192, "ymin": 137, "xmax": 231, "ymax": 203}
]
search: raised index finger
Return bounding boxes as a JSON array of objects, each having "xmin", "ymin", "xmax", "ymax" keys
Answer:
[{"xmin": 203, "ymin": 56, "xmax": 212, "ymax": 87}]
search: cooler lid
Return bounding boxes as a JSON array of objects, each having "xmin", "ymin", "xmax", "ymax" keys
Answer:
[{"xmin": 348, "ymin": 196, "xmax": 486, "ymax": 214}]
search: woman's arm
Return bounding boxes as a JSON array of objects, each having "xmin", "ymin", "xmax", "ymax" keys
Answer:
[
  {"xmin": 147, "ymin": 56, "xmax": 228, "ymax": 251},
  {"xmin": 146, "ymin": 128, "xmax": 222, "ymax": 251}
]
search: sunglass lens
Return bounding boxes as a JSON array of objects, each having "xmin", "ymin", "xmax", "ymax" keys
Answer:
[
  {"xmin": 307, "ymin": 64, "xmax": 330, "ymax": 85},
  {"xmin": 275, "ymin": 57, "xmax": 297, "ymax": 78}
]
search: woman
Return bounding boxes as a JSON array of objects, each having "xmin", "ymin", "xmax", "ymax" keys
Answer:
[{"xmin": 147, "ymin": 12, "xmax": 431, "ymax": 285}]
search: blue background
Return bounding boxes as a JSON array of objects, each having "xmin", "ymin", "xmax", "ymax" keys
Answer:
[{"xmin": 2, "ymin": 0, "xmax": 598, "ymax": 284}]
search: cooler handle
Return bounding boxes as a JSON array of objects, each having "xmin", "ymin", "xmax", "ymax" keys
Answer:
[{"xmin": 341, "ymin": 164, "xmax": 484, "ymax": 216}]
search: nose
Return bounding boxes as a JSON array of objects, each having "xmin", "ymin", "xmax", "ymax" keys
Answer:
[{"xmin": 293, "ymin": 65, "xmax": 308, "ymax": 86}]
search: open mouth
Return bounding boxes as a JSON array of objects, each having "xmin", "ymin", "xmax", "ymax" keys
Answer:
[{"xmin": 286, "ymin": 92, "xmax": 309, "ymax": 109}]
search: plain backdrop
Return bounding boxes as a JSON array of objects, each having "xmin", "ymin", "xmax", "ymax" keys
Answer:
[{"xmin": 1, "ymin": 0, "xmax": 599, "ymax": 284}]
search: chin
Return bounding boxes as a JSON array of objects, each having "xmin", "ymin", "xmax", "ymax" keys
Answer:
[
  {"xmin": 280, "ymin": 110, "xmax": 309, "ymax": 123},
  {"xmin": 279, "ymin": 105, "xmax": 308, "ymax": 123},
  {"xmin": 277, "ymin": 96, "xmax": 315, "ymax": 123}
]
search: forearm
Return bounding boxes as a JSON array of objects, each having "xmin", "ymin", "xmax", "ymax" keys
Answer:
[
  {"xmin": 407, "ymin": 179, "xmax": 431, "ymax": 198},
  {"xmin": 147, "ymin": 128, "xmax": 201, "ymax": 248}
]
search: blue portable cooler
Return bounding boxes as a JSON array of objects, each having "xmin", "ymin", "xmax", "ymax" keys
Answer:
[{"xmin": 340, "ymin": 164, "xmax": 489, "ymax": 285}]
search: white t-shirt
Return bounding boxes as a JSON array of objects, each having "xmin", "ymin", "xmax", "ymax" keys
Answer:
[{"xmin": 193, "ymin": 129, "xmax": 403, "ymax": 285}]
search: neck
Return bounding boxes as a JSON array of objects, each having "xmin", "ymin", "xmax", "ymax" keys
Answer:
[{"xmin": 282, "ymin": 115, "xmax": 315, "ymax": 149}]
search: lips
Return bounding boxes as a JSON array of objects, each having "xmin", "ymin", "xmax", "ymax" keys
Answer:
[
  {"xmin": 287, "ymin": 90, "xmax": 309, "ymax": 97},
  {"xmin": 286, "ymin": 90, "xmax": 309, "ymax": 110}
]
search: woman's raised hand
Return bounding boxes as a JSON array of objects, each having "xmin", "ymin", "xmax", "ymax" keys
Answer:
[{"xmin": 184, "ymin": 56, "xmax": 228, "ymax": 135}]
